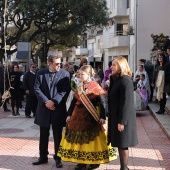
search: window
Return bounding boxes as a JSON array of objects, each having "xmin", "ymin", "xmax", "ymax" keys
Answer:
[
  {"xmin": 110, "ymin": 0, "xmax": 115, "ymax": 10},
  {"xmin": 116, "ymin": 24, "xmax": 128, "ymax": 36}
]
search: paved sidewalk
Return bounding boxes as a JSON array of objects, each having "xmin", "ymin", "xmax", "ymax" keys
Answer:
[{"xmin": 0, "ymin": 107, "xmax": 170, "ymax": 170}]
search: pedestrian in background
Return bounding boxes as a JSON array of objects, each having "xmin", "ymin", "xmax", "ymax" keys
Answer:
[
  {"xmin": 108, "ymin": 56, "xmax": 138, "ymax": 170},
  {"xmin": 152, "ymin": 54, "xmax": 169, "ymax": 114},
  {"xmin": 18, "ymin": 64, "xmax": 25, "ymax": 110},
  {"xmin": 97, "ymin": 65, "xmax": 104, "ymax": 81},
  {"xmin": 102, "ymin": 61, "xmax": 112, "ymax": 84},
  {"xmin": 32, "ymin": 55, "xmax": 70, "ymax": 168},
  {"xmin": 139, "ymin": 59, "xmax": 154, "ymax": 101},
  {"xmin": 136, "ymin": 74, "xmax": 148, "ymax": 110},
  {"xmin": 23, "ymin": 63, "xmax": 38, "ymax": 118},
  {"xmin": 79, "ymin": 58, "xmax": 87, "ymax": 68},
  {"xmin": 9, "ymin": 65, "xmax": 22, "ymax": 116}
]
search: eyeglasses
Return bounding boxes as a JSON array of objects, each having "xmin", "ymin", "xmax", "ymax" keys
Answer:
[
  {"xmin": 32, "ymin": 66, "xmax": 36, "ymax": 68},
  {"xmin": 55, "ymin": 63, "xmax": 61, "ymax": 66}
]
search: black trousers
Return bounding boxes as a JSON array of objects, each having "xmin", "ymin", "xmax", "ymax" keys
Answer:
[
  {"xmin": 160, "ymin": 93, "xmax": 167, "ymax": 112},
  {"xmin": 149, "ymin": 85, "xmax": 154, "ymax": 101},
  {"xmin": 25, "ymin": 95, "xmax": 38, "ymax": 116},
  {"xmin": 39, "ymin": 125, "xmax": 63, "ymax": 161}
]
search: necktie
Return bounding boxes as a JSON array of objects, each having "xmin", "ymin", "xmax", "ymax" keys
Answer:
[{"xmin": 49, "ymin": 72, "xmax": 55, "ymax": 89}]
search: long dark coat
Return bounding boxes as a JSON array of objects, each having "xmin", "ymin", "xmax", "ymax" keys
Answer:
[
  {"xmin": 23, "ymin": 71, "xmax": 37, "ymax": 96},
  {"xmin": 108, "ymin": 75, "xmax": 138, "ymax": 148},
  {"xmin": 34, "ymin": 67, "xmax": 70, "ymax": 128}
]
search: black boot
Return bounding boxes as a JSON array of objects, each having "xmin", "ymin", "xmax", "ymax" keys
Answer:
[
  {"xmin": 12, "ymin": 110, "xmax": 16, "ymax": 116},
  {"xmin": 75, "ymin": 164, "xmax": 87, "ymax": 170},
  {"xmin": 87, "ymin": 164, "xmax": 100, "ymax": 170},
  {"xmin": 156, "ymin": 110, "xmax": 164, "ymax": 114}
]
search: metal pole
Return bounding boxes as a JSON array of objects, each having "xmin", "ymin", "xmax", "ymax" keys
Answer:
[
  {"xmin": 135, "ymin": 0, "xmax": 138, "ymax": 71},
  {"xmin": 3, "ymin": 0, "xmax": 8, "ymax": 93}
]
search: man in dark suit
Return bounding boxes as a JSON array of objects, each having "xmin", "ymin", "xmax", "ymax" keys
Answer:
[
  {"xmin": 166, "ymin": 48, "xmax": 170, "ymax": 62},
  {"xmin": 97, "ymin": 65, "xmax": 104, "ymax": 81},
  {"xmin": 23, "ymin": 63, "xmax": 37, "ymax": 118},
  {"xmin": 32, "ymin": 55, "xmax": 70, "ymax": 168}
]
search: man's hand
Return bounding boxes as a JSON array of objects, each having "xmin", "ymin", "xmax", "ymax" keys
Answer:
[
  {"xmin": 25, "ymin": 90, "xmax": 29, "ymax": 94},
  {"xmin": 66, "ymin": 116, "xmax": 71, "ymax": 123},
  {"xmin": 118, "ymin": 123, "xmax": 124, "ymax": 132},
  {"xmin": 45, "ymin": 100, "xmax": 56, "ymax": 110},
  {"xmin": 100, "ymin": 118, "xmax": 106, "ymax": 125}
]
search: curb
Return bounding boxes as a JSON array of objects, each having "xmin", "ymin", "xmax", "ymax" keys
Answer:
[{"xmin": 149, "ymin": 106, "xmax": 170, "ymax": 141}]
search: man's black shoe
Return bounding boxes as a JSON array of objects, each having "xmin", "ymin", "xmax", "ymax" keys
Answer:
[
  {"xmin": 4, "ymin": 108, "xmax": 11, "ymax": 112},
  {"xmin": 56, "ymin": 160, "xmax": 63, "ymax": 168},
  {"xmin": 26, "ymin": 116, "xmax": 32, "ymax": 118},
  {"xmin": 16, "ymin": 112, "xmax": 20, "ymax": 115},
  {"xmin": 32, "ymin": 158, "xmax": 48, "ymax": 165}
]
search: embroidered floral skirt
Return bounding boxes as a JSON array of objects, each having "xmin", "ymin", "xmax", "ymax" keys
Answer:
[{"xmin": 57, "ymin": 129, "xmax": 117, "ymax": 164}]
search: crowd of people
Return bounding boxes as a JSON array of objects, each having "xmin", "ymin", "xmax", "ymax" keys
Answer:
[
  {"xmin": 0, "ymin": 62, "xmax": 38, "ymax": 117},
  {"xmin": 133, "ymin": 48, "xmax": 170, "ymax": 114},
  {"xmin": 0, "ymin": 50, "xmax": 169, "ymax": 170}
]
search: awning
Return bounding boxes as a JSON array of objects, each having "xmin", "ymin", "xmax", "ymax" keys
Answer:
[
  {"xmin": 16, "ymin": 51, "xmax": 29, "ymax": 59},
  {"xmin": 93, "ymin": 53, "xmax": 102, "ymax": 58}
]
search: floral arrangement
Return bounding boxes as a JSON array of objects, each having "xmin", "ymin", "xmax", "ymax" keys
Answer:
[{"xmin": 151, "ymin": 33, "xmax": 169, "ymax": 51}]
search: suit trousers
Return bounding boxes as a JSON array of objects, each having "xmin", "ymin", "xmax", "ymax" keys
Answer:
[
  {"xmin": 25, "ymin": 95, "xmax": 38, "ymax": 116},
  {"xmin": 39, "ymin": 125, "xmax": 63, "ymax": 161}
]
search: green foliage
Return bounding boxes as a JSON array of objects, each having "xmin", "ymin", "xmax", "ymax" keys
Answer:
[
  {"xmin": 151, "ymin": 33, "xmax": 169, "ymax": 51},
  {"xmin": 40, "ymin": 62, "xmax": 47, "ymax": 68},
  {"xmin": 0, "ymin": 0, "xmax": 110, "ymax": 61}
]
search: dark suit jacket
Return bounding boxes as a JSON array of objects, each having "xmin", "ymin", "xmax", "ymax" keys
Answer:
[
  {"xmin": 34, "ymin": 67, "xmax": 70, "ymax": 128},
  {"xmin": 166, "ymin": 55, "xmax": 170, "ymax": 62},
  {"xmin": 98, "ymin": 69, "xmax": 104, "ymax": 81},
  {"xmin": 23, "ymin": 71, "xmax": 36, "ymax": 96}
]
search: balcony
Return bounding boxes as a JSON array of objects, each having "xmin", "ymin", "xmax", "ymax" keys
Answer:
[
  {"xmin": 109, "ymin": 36, "xmax": 129, "ymax": 48},
  {"xmin": 76, "ymin": 48, "xmax": 88, "ymax": 55},
  {"xmin": 109, "ymin": 32, "xmax": 129, "ymax": 48},
  {"xmin": 110, "ymin": 0, "xmax": 129, "ymax": 18},
  {"xmin": 110, "ymin": 9, "xmax": 129, "ymax": 18}
]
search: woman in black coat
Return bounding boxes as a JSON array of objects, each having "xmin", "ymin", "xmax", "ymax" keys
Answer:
[
  {"xmin": 152, "ymin": 54, "xmax": 170, "ymax": 114},
  {"xmin": 10, "ymin": 65, "xmax": 22, "ymax": 116},
  {"xmin": 108, "ymin": 56, "xmax": 138, "ymax": 170}
]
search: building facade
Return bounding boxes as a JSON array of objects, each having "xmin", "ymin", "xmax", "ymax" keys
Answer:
[{"xmin": 86, "ymin": 0, "xmax": 170, "ymax": 72}]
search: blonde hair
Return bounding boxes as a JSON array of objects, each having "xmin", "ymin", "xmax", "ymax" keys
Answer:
[
  {"xmin": 80, "ymin": 65, "xmax": 94, "ymax": 77},
  {"xmin": 113, "ymin": 56, "xmax": 132, "ymax": 77}
]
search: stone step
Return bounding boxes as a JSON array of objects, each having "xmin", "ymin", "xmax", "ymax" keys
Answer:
[
  {"xmin": 148, "ymin": 101, "xmax": 170, "ymax": 140},
  {"xmin": 165, "ymin": 98, "xmax": 170, "ymax": 115}
]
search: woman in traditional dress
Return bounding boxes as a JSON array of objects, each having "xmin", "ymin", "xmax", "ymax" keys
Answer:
[
  {"xmin": 58, "ymin": 65, "xmax": 117, "ymax": 170},
  {"xmin": 108, "ymin": 57, "xmax": 138, "ymax": 170},
  {"xmin": 136, "ymin": 74, "xmax": 148, "ymax": 110},
  {"xmin": 134, "ymin": 65, "xmax": 150, "ymax": 98}
]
